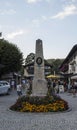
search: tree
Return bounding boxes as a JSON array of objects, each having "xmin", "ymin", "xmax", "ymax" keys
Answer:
[
  {"xmin": 0, "ymin": 39, "xmax": 23, "ymax": 76},
  {"xmin": 47, "ymin": 58, "xmax": 64, "ymax": 74},
  {"xmin": 25, "ymin": 53, "xmax": 35, "ymax": 64}
]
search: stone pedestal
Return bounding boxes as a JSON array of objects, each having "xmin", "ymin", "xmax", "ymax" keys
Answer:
[{"xmin": 32, "ymin": 39, "xmax": 48, "ymax": 96}]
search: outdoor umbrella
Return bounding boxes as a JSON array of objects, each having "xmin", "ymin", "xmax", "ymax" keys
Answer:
[{"xmin": 47, "ymin": 74, "xmax": 60, "ymax": 79}]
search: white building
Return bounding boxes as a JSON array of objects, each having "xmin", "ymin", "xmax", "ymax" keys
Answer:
[{"xmin": 60, "ymin": 44, "xmax": 77, "ymax": 80}]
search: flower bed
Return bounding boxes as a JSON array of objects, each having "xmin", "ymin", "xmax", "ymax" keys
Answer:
[{"xmin": 10, "ymin": 94, "xmax": 69, "ymax": 112}]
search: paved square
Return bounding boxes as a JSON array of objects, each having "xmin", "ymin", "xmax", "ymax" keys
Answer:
[{"xmin": 0, "ymin": 91, "xmax": 77, "ymax": 130}]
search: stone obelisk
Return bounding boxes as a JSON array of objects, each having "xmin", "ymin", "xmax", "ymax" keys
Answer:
[{"xmin": 32, "ymin": 39, "xmax": 47, "ymax": 96}]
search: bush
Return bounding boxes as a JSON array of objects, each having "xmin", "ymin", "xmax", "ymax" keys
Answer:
[{"xmin": 10, "ymin": 95, "xmax": 69, "ymax": 112}]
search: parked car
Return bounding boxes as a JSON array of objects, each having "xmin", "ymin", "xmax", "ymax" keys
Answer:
[{"xmin": 0, "ymin": 81, "xmax": 11, "ymax": 95}]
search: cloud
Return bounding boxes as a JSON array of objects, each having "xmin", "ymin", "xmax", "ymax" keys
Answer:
[
  {"xmin": 26, "ymin": 0, "xmax": 50, "ymax": 4},
  {"xmin": 6, "ymin": 30, "xmax": 24, "ymax": 39},
  {"xmin": 26, "ymin": 0, "xmax": 41, "ymax": 3},
  {"xmin": 51, "ymin": 4, "xmax": 77, "ymax": 19},
  {"xmin": 62, "ymin": 0, "xmax": 76, "ymax": 4},
  {"xmin": 0, "ymin": 9, "xmax": 16, "ymax": 15}
]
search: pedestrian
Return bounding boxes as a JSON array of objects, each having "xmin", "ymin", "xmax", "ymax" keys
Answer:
[
  {"xmin": 10, "ymin": 80, "xmax": 15, "ymax": 90},
  {"xmin": 17, "ymin": 82, "xmax": 22, "ymax": 97},
  {"xmin": 72, "ymin": 81, "xmax": 76, "ymax": 97}
]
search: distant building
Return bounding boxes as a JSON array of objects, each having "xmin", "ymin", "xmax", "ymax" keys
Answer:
[{"xmin": 24, "ymin": 60, "xmax": 52, "ymax": 78}]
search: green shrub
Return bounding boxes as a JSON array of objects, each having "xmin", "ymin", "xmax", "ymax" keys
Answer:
[{"xmin": 10, "ymin": 94, "xmax": 68, "ymax": 112}]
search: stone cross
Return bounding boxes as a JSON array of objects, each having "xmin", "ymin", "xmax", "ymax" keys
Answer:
[{"xmin": 32, "ymin": 39, "xmax": 48, "ymax": 96}]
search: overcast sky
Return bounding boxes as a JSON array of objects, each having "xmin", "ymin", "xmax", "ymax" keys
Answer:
[{"xmin": 0, "ymin": 0, "xmax": 77, "ymax": 59}]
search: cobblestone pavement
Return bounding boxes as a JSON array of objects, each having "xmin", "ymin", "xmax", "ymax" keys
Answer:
[{"xmin": 0, "ymin": 90, "xmax": 77, "ymax": 130}]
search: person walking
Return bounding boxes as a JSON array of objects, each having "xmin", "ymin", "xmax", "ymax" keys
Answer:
[{"xmin": 17, "ymin": 82, "xmax": 22, "ymax": 97}]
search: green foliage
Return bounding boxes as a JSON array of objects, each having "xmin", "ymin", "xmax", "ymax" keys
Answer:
[
  {"xmin": 12, "ymin": 95, "xmax": 61, "ymax": 106},
  {"xmin": 47, "ymin": 58, "xmax": 64, "ymax": 74},
  {"xmin": 25, "ymin": 53, "xmax": 35, "ymax": 64},
  {"xmin": 10, "ymin": 95, "xmax": 68, "ymax": 112},
  {"xmin": 0, "ymin": 39, "xmax": 23, "ymax": 75}
]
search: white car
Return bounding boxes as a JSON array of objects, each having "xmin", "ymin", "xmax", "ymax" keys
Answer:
[{"xmin": 0, "ymin": 81, "xmax": 10, "ymax": 95}]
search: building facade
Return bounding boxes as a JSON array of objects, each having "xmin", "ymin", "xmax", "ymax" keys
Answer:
[
  {"xmin": 60, "ymin": 44, "xmax": 77, "ymax": 80},
  {"xmin": 24, "ymin": 60, "xmax": 52, "ymax": 79}
]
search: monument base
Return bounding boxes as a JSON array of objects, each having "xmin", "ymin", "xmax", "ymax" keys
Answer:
[{"xmin": 32, "ymin": 78, "xmax": 48, "ymax": 96}]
